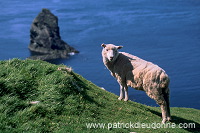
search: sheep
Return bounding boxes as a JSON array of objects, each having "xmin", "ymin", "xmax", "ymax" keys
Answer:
[{"xmin": 101, "ymin": 43, "xmax": 171, "ymax": 123}]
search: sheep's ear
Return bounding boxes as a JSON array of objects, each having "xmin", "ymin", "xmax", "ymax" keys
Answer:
[
  {"xmin": 117, "ymin": 46, "xmax": 123, "ymax": 49},
  {"xmin": 101, "ymin": 43, "xmax": 106, "ymax": 48}
]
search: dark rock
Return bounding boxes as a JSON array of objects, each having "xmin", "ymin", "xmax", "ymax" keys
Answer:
[{"xmin": 28, "ymin": 8, "xmax": 78, "ymax": 60}]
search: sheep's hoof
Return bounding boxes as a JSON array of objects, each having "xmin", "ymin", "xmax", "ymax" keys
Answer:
[
  {"xmin": 162, "ymin": 118, "xmax": 167, "ymax": 124},
  {"xmin": 118, "ymin": 97, "xmax": 123, "ymax": 100},
  {"xmin": 124, "ymin": 98, "xmax": 128, "ymax": 101},
  {"xmin": 167, "ymin": 117, "xmax": 172, "ymax": 121}
]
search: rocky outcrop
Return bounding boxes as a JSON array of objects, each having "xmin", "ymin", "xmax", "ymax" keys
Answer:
[{"xmin": 28, "ymin": 8, "xmax": 78, "ymax": 60}]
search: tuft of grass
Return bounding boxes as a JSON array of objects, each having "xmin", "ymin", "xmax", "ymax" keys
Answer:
[{"xmin": 0, "ymin": 59, "xmax": 199, "ymax": 133}]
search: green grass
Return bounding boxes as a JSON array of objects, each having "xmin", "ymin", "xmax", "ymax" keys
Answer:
[{"xmin": 0, "ymin": 59, "xmax": 199, "ymax": 133}]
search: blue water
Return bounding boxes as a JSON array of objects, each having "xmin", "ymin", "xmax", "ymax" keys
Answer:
[{"xmin": 0, "ymin": 0, "xmax": 200, "ymax": 109}]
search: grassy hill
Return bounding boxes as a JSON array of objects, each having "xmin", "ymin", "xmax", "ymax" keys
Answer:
[{"xmin": 0, "ymin": 59, "xmax": 199, "ymax": 133}]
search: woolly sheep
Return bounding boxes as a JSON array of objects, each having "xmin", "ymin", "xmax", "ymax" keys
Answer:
[{"xmin": 101, "ymin": 43, "xmax": 171, "ymax": 123}]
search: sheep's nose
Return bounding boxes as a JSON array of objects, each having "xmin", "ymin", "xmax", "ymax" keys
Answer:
[{"xmin": 110, "ymin": 57, "xmax": 114, "ymax": 60}]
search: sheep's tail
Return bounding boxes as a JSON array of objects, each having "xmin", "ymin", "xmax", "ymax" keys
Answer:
[{"xmin": 163, "ymin": 87, "xmax": 170, "ymax": 118}]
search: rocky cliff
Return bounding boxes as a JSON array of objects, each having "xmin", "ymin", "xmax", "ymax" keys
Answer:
[{"xmin": 28, "ymin": 8, "xmax": 78, "ymax": 60}]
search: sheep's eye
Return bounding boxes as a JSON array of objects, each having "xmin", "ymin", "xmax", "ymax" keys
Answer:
[{"xmin": 105, "ymin": 49, "xmax": 108, "ymax": 51}]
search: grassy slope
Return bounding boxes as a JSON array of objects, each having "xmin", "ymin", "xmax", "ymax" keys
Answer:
[{"xmin": 0, "ymin": 59, "xmax": 199, "ymax": 133}]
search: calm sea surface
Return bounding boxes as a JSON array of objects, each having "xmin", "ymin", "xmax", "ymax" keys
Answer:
[{"xmin": 0, "ymin": 0, "xmax": 200, "ymax": 109}]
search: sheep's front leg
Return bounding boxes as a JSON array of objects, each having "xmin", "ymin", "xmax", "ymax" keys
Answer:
[
  {"xmin": 118, "ymin": 84, "xmax": 129, "ymax": 101},
  {"xmin": 124, "ymin": 86, "xmax": 128, "ymax": 101},
  {"xmin": 118, "ymin": 85, "xmax": 124, "ymax": 100}
]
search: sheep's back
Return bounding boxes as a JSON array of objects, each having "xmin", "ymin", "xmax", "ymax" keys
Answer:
[{"xmin": 119, "ymin": 52, "xmax": 169, "ymax": 90}]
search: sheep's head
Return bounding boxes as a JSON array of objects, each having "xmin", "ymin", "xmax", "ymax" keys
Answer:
[{"xmin": 101, "ymin": 43, "xmax": 123, "ymax": 62}]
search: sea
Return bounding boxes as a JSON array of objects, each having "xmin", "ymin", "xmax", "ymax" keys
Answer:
[{"xmin": 0, "ymin": 0, "xmax": 200, "ymax": 109}]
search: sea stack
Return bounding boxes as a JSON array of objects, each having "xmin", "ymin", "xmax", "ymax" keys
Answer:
[{"xmin": 28, "ymin": 8, "xmax": 78, "ymax": 60}]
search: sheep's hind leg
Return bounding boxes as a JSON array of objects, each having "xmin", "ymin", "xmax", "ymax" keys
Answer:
[
  {"xmin": 118, "ymin": 85, "xmax": 124, "ymax": 100},
  {"xmin": 152, "ymin": 93, "xmax": 168, "ymax": 123},
  {"xmin": 160, "ymin": 102, "xmax": 168, "ymax": 124},
  {"xmin": 164, "ymin": 88, "xmax": 171, "ymax": 121}
]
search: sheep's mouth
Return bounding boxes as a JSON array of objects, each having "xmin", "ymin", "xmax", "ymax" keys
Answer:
[{"xmin": 109, "ymin": 57, "xmax": 114, "ymax": 61}]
